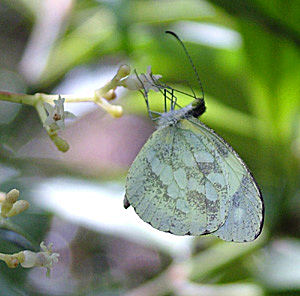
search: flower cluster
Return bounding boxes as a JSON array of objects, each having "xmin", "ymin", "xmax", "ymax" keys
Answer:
[
  {"xmin": 0, "ymin": 63, "xmax": 162, "ymax": 152},
  {"xmin": 0, "ymin": 189, "xmax": 59, "ymax": 276},
  {"xmin": 34, "ymin": 65, "xmax": 162, "ymax": 152},
  {"xmin": 0, "ymin": 189, "xmax": 29, "ymax": 218},
  {"xmin": 21, "ymin": 241, "xmax": 60, "ymax": 276},
  {"xmin": 93, "ymin": 65, "xmax": 162, "ymax": 118},
  {"xmin": 0, "ymin": 241, "xmax": 59, "ymax": 276},
  {"xmin": 0, "ymin": 65, "xmax": 162, "ymax": 277}
]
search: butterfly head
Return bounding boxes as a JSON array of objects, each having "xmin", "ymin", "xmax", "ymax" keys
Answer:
[{"xmin": 190, "ymin": 97, "xmax": 206, "ymax": 118}]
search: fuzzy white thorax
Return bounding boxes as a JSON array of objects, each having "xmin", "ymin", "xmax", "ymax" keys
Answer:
[{"xmin": 157, "ymin": 105, "xmax": 193, "ymax": 128}]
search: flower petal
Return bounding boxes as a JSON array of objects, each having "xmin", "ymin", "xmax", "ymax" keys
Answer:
[
  {"xmin": 43, "ymin": 102, "xmax": 54, "ymax": 115},
  {"xmin": 56, "ymin": 120, "xmax": 65, "ymax": 130},
  {"xmin": 44, "ymin": 116, "xmax": 55, "ymax": 126},
  {"xmin": 64, "ymin": 111, "xmax": 76, "ymax": 119}
]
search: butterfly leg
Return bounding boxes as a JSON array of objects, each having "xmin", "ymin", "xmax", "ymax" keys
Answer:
[
  {"xmin": 164, "ymin": 89, "xmax": 167, "ymax": 113},
  {"xmin": 150, "ymin": 76, "xmax": 182, "ymax": 111},
  {"xmin": 135, "ymin": 69, "xmax": 154, "ymax": 120},
  {"xmin": 172, "ymin": 89, "xmax": 178, "ymax": 111}
]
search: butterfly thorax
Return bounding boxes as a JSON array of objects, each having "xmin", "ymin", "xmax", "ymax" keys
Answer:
[
  {"xmin": 157, "ymin": 97, "xmax": 206, "ymax": 129},
  {"xmin": 157, "ymin": 105, "xmax": 193, "ymax": 129}
]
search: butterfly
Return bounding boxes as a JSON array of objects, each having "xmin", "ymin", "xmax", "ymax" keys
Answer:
[{"xmin": 124, "ymin": 31, "xmax": 264, "ymax": 242}]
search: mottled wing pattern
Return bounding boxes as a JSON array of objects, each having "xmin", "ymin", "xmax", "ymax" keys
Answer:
[
  {"xmin": 180, "ymin": 117, "xmax": 264, "ymax": 242},
  {"xmin": 126, "ymin": 126, "xmax": 177, "ymax": 233},
  {"xmin": 125, "ymin": 116, "xmax": 263, "ymax": 242},
  {"xmin": 125, "ymin": 122, "xmax": 229, "ymax": 236},
  {"xmin": 174, "ymin": 123, "xmax": 230, "ymax": 235}
]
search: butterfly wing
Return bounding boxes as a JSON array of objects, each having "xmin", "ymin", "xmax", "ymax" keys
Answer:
[
  {"xmin": 179, "ymin": 117, "xmax": 264, "ymax": 242},
  {"xmin": 125, "ymin": 123, "xmax": 229, "ymax": 236},
  {"xmin": 126, "ymin": 117, "xmax": 264, "ymax": 242}
]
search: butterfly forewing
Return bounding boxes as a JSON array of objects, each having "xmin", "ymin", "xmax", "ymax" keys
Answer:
[
  {"xmin": 126, "ymin": 120, "xmax": 231, "ymax": 236},
  {"xmin": 126, "ymin": 126, "xmax": 178, "ymax": 232}
]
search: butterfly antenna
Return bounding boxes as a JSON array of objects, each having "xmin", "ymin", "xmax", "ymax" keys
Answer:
[
  {"xmin": 165, "ymin": 31, "xmax": 205, "ymax": 101},
  {"xmin": 186, "ymin": 81, "xmax": 197, "ymax": 99},
  {"xmin": 150, "ymin": 73, "xmax": 183, "ymax": 109}
]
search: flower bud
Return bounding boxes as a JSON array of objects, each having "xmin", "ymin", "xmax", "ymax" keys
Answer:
[
  {"xmin": 1, "ymin": 200, "xmax": 13, "ymax": 217},
  {"xmin": 50, "ymin": 135, "xmax": 70, "ymax": 152},
  {"xmin": 0, "ymin": 192, "xmax": 6, "ymax": 202},
  {"xmin": 6, "ymin": 200, "xmax": 29, "ymax": 217},
  {"xmin": 116, "ymin": 64, "xmax": 131, "ymax": 80},
  {"xmin": 21, "ymin": 250, "xmax": 37, "ymax": 268},
  {"xmin": 102, "ymin": 89, "xmax": 117, "ymax": 101},
  {"xmin": 109, "ymin": 105, "xmax": 123, "ymax": 118},
  {"xmin": 6, "ymin": 189, "xmax": 19, "ymax": 204}
]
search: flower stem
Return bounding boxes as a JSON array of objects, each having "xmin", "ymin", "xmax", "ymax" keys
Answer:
[
  {"xmin": 0, "ymin": 90, "xmax": 96, "ymax": 105},
  {"xmin": 0, "ymin": 91, "xmax": 38, "ymax": 106},
  {"xmin": 40, "ymin": 93, "xmax": 95, "ymax": 103}
]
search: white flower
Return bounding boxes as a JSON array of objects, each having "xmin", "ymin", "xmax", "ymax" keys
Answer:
[
  {"xmin": 44, "ymin": 96, "xmax": 76, "ymax": 131},
  {"xmin": 21, "ymin": 241, "xmax": 59, "ymax": 276},
  {"xmin": 120, "ymin": 66, "xmax": 162, "ymax": 93}
]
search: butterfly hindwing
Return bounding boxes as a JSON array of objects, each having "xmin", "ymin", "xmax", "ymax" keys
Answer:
[
  {"xmin": 183, "ymin": 117, "xmax": 264, "ymax": 242},
  {"xmin": 126, "ymin": 126, "xmax": 178, "ymax": 232}
]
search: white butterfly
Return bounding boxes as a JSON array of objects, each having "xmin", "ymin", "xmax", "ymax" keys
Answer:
[{"xmin": 124, "ymin": 32, "xmax": 264, "ymax": 242}]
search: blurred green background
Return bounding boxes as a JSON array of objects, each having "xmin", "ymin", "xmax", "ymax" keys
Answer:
[{"xmin": 0, "ymin": 0, "xmax": 299, "ymax": 295}]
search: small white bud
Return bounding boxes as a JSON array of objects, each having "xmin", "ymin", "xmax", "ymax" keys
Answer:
[{"xmin": 21, "ymin": 250, "xmax": 37, "ymax": 268}]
